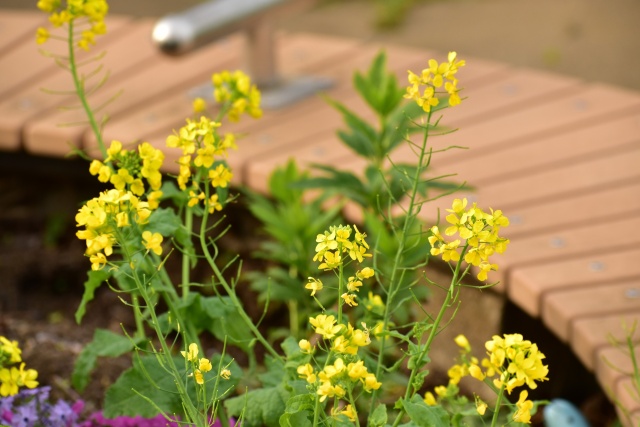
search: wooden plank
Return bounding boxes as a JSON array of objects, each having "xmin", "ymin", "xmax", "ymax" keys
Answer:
[
  {"xmin": 0, "ymin": 10, "xmax": 46, "ymax": 56},
  {"xmin": 487, "ymin": 215, "xmax": 640, "ymax": 288},
  {"xmin": 83, "ymin": 33, "xmax": 367, "ymax": 165},
  {"xmin": 508, "ymin": 247, "xmax": 640, "ymax": 317},
  {"xmin": 422, "ymin": 111, "xmax": 640, "ymax": 187},
  {"xmin": 597, "ymin": 346, "xmax": 640, "ymax": 399},
  {"xmin": 244, "ymin": 66, "xmax": 564, "ymax": 193},
  {"xmin": 411, "ymin": 83, "xmax": 640, "ymax": 167},
  {"xmin": 493, "ymin": 180, "xmax": 640, "ymax": 238},
  {"xmin": 0, "ymin": 15, "xmax": 130, "ymax": 100},
  {"xmin": 612, "ymin": 376, "xmax": 640, "ymax": 424},
  {"xmin": 0, "ymin": 19, "xmax": 158, "ymax": 150},
  {"xmin": 542, "ymin": 279, "xmax": 640, "ymax": 342},
  {"xmin": 572, "ymin": 313, "xmax": 640, "ymax": 370},
  {"xmin": 23, "ymin": 31, "xmax": 245, "ymax": 156},
  {"xmin": 430, "ymin": 145, "xmax": 640, "ymax": 211}
]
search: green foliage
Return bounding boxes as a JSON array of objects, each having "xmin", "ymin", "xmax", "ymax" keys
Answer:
[
  {"xmin": 225, "ymin": 385, "xmax": 289, "ymax": 427},
  {"xmin": 401, "ymin": 395, "xmax": 450, "ymax": 426},
  {"xmin": 71, "ymin": 328, "xmax": 140, "ymax": 392},
  {"xmin": 75, "ymin": 269, "xmax": 110, "ymax": 324},
  {"xmin": 104, "ymin": 353, "xmax": 241, "ymax": 418},
  {"xmin": 296, "ymin": 51, "xmax": 462, "ymax": 214}
]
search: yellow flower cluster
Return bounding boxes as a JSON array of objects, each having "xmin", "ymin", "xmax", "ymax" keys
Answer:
[
  {"xmin": 314, "ymin": 225, "xmax": 371, "ymax": 269},
  {"xmin": 404, "ymin": 51, "xmax": 465, "ymax": 112},
  {"xmin": 297, "ymin": 357, "xmax": 381, "ymax": 403},
  {"xmin": 181, "ymin": 343, "xmax": 214, "ymax": 385},
  {"xmin": 36, "ymin": 0, "xmax": 109, "ymax": 50},
  {"xmin": 429, "ymin": 198, "xmax": 510, "ymax": 281},
  {"xmin": 470, "ymin": 333, "xmax": 549, "ymax": 394},
  {"xmin": 78, "ymin": 141, "xmax": 165, "ymax": 270},
  {"xmin": 424, "ymin": 334, "xmax": 547, "ymax": 423},
  {"xmin": 90, "ymin": 140, "xmax": 164, "ymax": 197},
  {"xmin": 0, "ymin": 337, "xmax": 38, "ymax": 397},
  {"xmin": 166, "ymin": 116, "xmax": 235, "ymax": 213},
  {"xmin": 212, "ymin": 70, "xmax": 262, "ymax": 122},
  {"xmin": 75, "ymin": 188, "xmax": 160, "ymax": 270}
]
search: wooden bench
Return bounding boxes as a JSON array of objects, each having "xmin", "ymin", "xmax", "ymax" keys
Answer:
[{"xmin": 2, "ymin": 9, "xmax": 640, "ymax": 424}]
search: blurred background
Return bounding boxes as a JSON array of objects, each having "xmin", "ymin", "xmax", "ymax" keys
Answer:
[{"xmin": 2, "ymin": 0, "xmax": 639, "ymax": 91}]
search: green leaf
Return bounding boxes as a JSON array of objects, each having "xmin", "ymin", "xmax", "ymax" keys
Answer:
[
  {"xmin": 200, "ymin": 296, "xmax": 254, "ymax": 350},
  {"xmin": 258, "ymin": 356, "xmax": 286, "ymax": 388},
  {"xmin": 401, "ymin": 396, "xmax": 450, "ymax": 427},
  {"xmin": 75, "ymin": 269, "xmax": 110, "ymax": 324},
  {"xmin": 71, "ymin": 328, "xmax": 138, "ymax": 392},
  {"xmin": 279, "ymin": 410, "xmax": 312, "ymax": 427},
  {"xmin": 225, "ymin": 386, "xmax": 288, "ymax": 427},
  {"xmin": 369, "ymin": 403, "xmax": 388, "ymax": 427},
  {"xmin": 353, "ymin": 51, "xmax": 404, "ymax": 117},
  {"xmin": 104, "ymin": 353, "xmax": 241, "ymax": 419}
]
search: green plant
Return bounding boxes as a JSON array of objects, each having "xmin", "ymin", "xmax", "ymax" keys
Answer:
[{"xmin": 34, "ymin": 2, "xmax": 550, "ymax": 426}]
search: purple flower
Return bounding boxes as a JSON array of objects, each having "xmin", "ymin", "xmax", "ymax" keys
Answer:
[{"xmin": 12, "ymin": 404, "xmax": 37, "ymax": 427}]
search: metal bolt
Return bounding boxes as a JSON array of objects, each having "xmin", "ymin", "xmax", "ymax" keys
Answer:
[
  {"xmin": 550, "ymin": 237, "xmax": 565, "ymax": 248},
  {"xmin": 625, "ymin": 288, "xmax": 640, "ymax": 299},
  {"xmin": 589, "ymin": 261, "xmax": 605, "ymax": 272}
]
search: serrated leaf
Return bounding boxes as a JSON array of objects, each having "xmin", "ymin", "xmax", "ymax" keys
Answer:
[
  {"xmin": 75, "ymin": 269, "xmax": 110, "ymax": 324},
  {"xmin": 72, "ymin": 329, "xmax": 138, "ymax": 392}
]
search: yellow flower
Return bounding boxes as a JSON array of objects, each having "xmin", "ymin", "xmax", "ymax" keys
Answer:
[
  {"xmin": 193, "ymin": 369, "xmax": 204, "ymax": 385},
  {"xmin": 199, "ymin": 358, "xmax": 212, "ymax": 373},
  {"xmin": 346, "ymin": 276, "xmax": 362, "ymax": 293},
  {"xmin": 0, "ymin": 367, "xmax": 19, "ymax": 396},
  {"xmin": 305, "ymin": 277, "xmax": 323, "ymax": 296},
  {"xmin": 208, "ymin": 194, "xmax": 223, "ymax": 213},
  {"xmin": 220, "ymin": 368, "xmax": 231, "ymax": 380},
  {"xmin": 356, "ymin": 267, "xmax": 374, "ymax": 280},
  {"xmin": 298, "ymin": 339, "xmax": 313, "ymax": 354},
  {"xmin": 0, "ymin": 337, "xmax": 22, "ymax": 364},
  {"xmin": 142, "ymin": 231, "xmax": 163, "ymax": 256},
  {"xmin": 318, "ymin": 250, "xmax": 341, "ymax": 270},
  {"xmin": 454, "ymin": 334, "xmax": 470, "ymax": 352},
  {"xmin": 513, "ymin": 390, "xmax": 534, "ymax": 423},
  {"xmin": 341, "ymin": 293, "xmax": 358, "ymax": 307},
  {"xmin": 192, "ymin": 97, "xmax": 206, "ymax": 113},
  {"xmin": 181, "ymin": 343, "xmax": 199, "ymax": 362},
  {"xmin": 36, "ymin": 27, "xmax": 49, "ymax": 44},
  {"xmin": 309, "ymin": 314, "xmax": 342, "ymax": 339},
  {"xmin": 363, "ymin": 373, "xmax": 382, "ymax": 392},
  {"xmin": 209, "ymin": 164, "xmax": 232, "ymax": 188},
  {"xmin": 296, "ymin": 363, "xmax": 316, "ymax": 383},
  {"xmin": 317, "ymin": 380, "xmax": 345, "ymax": 402},
  {"xmin": 424, "ymin": 391, "xmax": 436, "ymax": 406},
  {"xmin": 475, "ymin": 397, "xmax": 488, "ymax": 415},
  {"xmin": 89, "ymin": 252, "xmax": 107, "ymax": 271},
  {"xmin": 335, "ymin": 404, "xmax": 356, "ymax": 422}
]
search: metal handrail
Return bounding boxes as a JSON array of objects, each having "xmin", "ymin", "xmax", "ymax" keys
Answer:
[{"xmin": 152, "ymin": 0, "xmax": 313, "ymax": 89}]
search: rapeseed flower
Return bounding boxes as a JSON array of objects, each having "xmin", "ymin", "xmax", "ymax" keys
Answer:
[
  {"xmin": 404, "ymin": 51, "xmax": 465, "ymax": 112},
  {"xmin": 429, "ymin": 198, "xmax": 510, "ymax": 281},
  {"xmin": 36, "ymin": 0, "xmax": 109, "ymax": 51}
]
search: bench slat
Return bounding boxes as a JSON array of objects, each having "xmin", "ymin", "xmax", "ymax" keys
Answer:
[
  {"xmin": 0, "ymin": 19, "xmax": 158, "ymax": 150},
  {"xmin": 509, "ymin": 247, "xmax": 640, "ymax": 316}
]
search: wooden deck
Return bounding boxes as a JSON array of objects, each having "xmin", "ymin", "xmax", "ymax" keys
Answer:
[{"xmin": 2, "ymin": 10, "xmax": 640, "ymax": 423}]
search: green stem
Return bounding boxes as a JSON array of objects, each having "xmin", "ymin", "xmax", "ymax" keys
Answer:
[
  {"xmin": 67, "ymin": 20, "xmax": 107, "ymax": 159},
  {"xmin": 182, "ymin": 206, "xmax": 194, "ymax": 300},
  {"xmin": 371, "ymin": 110, "xmax": 433, "ymax": 410},
  {"xmin": 199, "ymin": 189, "xmax": 281, "ymax": 360},
  {"xmin": 490, "ymin": 383, "xmax": 506, "ymax": 427},
  {"xmin": 391, "ymin": 243, "xmax": 469, "ymax": 427}
]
